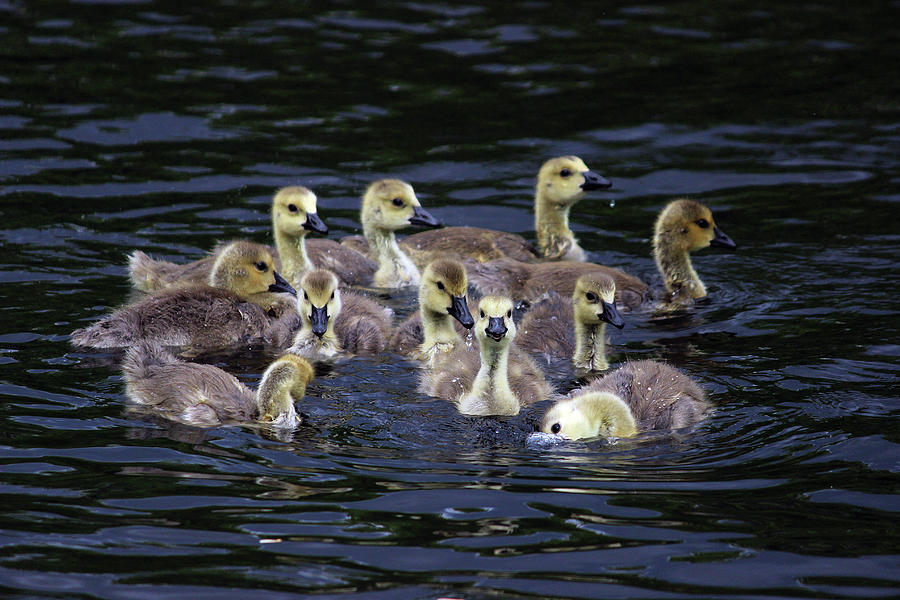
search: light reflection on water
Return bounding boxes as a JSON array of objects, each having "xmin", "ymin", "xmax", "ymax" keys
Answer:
[{"xmin": 0, "ymin": 1, "xmax": 898, "ymax": 598}]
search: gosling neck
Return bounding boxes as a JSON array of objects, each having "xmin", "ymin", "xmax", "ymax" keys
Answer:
[
  {"xmin": 274, "ymin": 227, "xmax": 312, "ymax": 288},
  {"xmin": 256, "ymin": 364, "xmax": 299, "ymax": 424},
  {"xmin": 654, "ymin": 234, "xmax": 706, "ymax": 301},
  {"xmin": 290, "ymin": 319, "xmax": 340, "ymax": 359},
  {"xmin": 420, "ymin": 303, "xmax": 460, "ymax": 361},
  {"xmin": 364, "ymin": 221, "xmax": 420, "ymax": 287},
  {"xmin": 535, "ymin": 195, "xmax": 584, "ymax": 261},
  {"xmin": 573, "ymin": 320, "xmax": 608, "ymax": 375},
  {"xmin": 459, "ymin": 340, "xmax": 518, "ymax": 416}
]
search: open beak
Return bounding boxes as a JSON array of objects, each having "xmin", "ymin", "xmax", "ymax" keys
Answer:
[
  {"xmin": 580, "ymin": 170, "xmax": 612, "ymax": 191},
  {"xmin": 309, "ymin": 305, "xmax": 329, "ymax": 338},
  {"xmin": 485, "ymin": 316, "xmax": 507, "ymax": 341},
  {"xmin": 599, "ymin": 300, "xmax": 625, "ymax": 329},
  {"xmin": 709, "ymin": 226, "xmax": 737, "ymax": 250},
  {"xmin": 409, "ymin": 205, "xmax": 441, "ymax": 228},
  {"xmin": 268, "ymin": 271, "xmax": 297, "ymax": 296},
  {"xmin": 448, "ymin": 295, "xmax": 475, "ymax": 329},
  {"xmin": 302, "ymin": 212, "xmax": 328, "ymax": 235}
]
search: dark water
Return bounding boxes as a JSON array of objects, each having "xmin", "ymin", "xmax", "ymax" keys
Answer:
[{"xmin": 2, "ymin": 1, "xmax": 899, "ymax": 598}]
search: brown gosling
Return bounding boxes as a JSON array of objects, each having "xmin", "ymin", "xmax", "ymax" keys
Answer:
[
  {"xmin": 540, "ymin": 360, "xmax": 710, "ymax": 440},
  {"xmin": 307, "ymin": 179, "xmax": 440, "ymax": 288},
  {"xmin": 517, "ymin": 273, "xmax": 625, "ymax": 376},
  {"xmin": 396, "ymin": 155, "xmax": 611, "ymax": 264},
  {"xmin": 286, "ymin": 268, "xmax": 393, "ymax": 359},
  {"xmin": 123, "ymin": 342, "xmax": 313, "ymax": 428},
  {"xmin": 390, "ymin": 259, "xmax": 475, "ymax": 365},
  {"xmin": 420, "ymin": 295, "xmax": 551, "ymax": 416},
  {"xmin": 128, "ymin": 186, "xmax": 328, "ymax": 292},
  {"xmin": 70, "ymin": 241, "xmax": 298, "ymax": 353}
]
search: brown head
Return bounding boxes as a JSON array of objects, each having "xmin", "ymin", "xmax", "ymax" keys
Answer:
[
  {"xmin": 271, "ymin": 186, "xmax": 328, "ymax": 239},
  {"xmin": 653, "ymin": 199, "xmax": 736, "ymax": 254},
  {"xmin": 420, "ymin": 259, "xmax": 474, "ymax": 329},
  {"xmin": 257, "ymin": 353, "xmax": 315, "ymax": 424},
  {"xmin": 208, "ymin": 241, "xmax": 296, "ymax": 300},
  {"xmin": 572, "ymin": 273, "xmax": 625, "ymax": 329},
  {"xmin": 298, "ymin": 269, "xmax": 341, "ymax": 338},
  {"xmin": 361, "ymin": 179, "xmax": 440, "ymax": 234},
  {"xmin": 536, "ymin": 155, "xmax": 611, "ymax": 207}
]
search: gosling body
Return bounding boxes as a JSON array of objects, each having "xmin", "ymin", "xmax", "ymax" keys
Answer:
[
  {"xmin": 123, "ymin": 342, "xmax": 313, "ymax": 428},
  {"xmin": 421, "ymin": 296, "xmax": 551, "ymax": 416}
]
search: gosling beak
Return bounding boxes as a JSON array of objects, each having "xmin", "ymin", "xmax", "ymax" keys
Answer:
[
  {"xmin": 409, "ymin": 205, "xmax": 441, "ymax": 228},
  {"xmin": 485, "ymin": 316, "xmax": 507, "ymax": 341},
  {"xmin": 599, "ymin": 300, "xmax": 625, "ymax": 329},
  {"xmin": 309, "ymin": 305, "xmax": 329, "ymax": 338},
  {"xmin": 268, "ymin": 271, "xmax": 297, "ymax": 296},
  {"xmin": 302, "ymin": 212, "xmax": 328, "ymax": 235},
  {"xmin": 710, "ymin": 226, "xmax": 737, "ymax": 250},
  {"xmin": 447, "ymin": 295, "xmax": 475, "ymax": 329},
  {"xmin": 580, "ymin": 170, "xmax": 612, "ymax": 191}
]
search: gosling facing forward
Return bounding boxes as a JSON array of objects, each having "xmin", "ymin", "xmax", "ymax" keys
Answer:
[
  {"xmin": 123, "ymin": 342, "xmax": 313, "ymax": 428},
  {"xmin": 540, "ymin": 360, "xmax": 709, "ymax": 440},
  {"xmin": 421, "ymin": 295, "xmax": 551, "ymax": 416}
]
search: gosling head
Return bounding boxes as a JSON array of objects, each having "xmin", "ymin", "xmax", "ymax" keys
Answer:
[
  {"xmin": 298, "ymin": 269, "xmax": 341, "ymax": 338},
  {"xmin": 271, "ymin": 186, "xmax": 328, "ymax": 239},
  {"xmin": 572, "ymin": 273, "xmax": 625, "ymax": 329},
  {"xmin": 420, "ymin": 259, "xmax": 475, "ymax": 329},
  {"xmin": 475, "ymin": 295, "xmax": 516, "ymax": 348},
  {"xmin": 654, "ymin": 199, "xmax": 736, "ymax": 254},
  {"xmin": 537, "ymin": 155, "xmax": 611, "ymax": 207},
  {"xmin": 257, "ymin": 353, "xmax": 315, "ymax": 424},
  {"xmin": 209, "ymin": 241, "xmax": 297, "ymax": 299},
  {"xmin": 361, "ymin": 178, "xmax": 441, "ymax": 234},
  {"xmin": 541, "ymin": 392, "xmax": 637, "ymax": 440}
]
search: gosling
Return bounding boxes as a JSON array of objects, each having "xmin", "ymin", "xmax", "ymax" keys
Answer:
[
  {"xmin": 123, "ymin": 342, "xmax": 313, "ymax": 428},
  {"xmin": 70, "ymin": 241, "xmax": 298, "ymax": 354},
  {"xmin": 129, "ymin": 186, "xmax": 328, "ymax": 292},
  {"xmin": 420, "ymin": 295, "xmax": 551, "ymax": 416},
  {"xmin": 285, "ymin": 268, "xmax": 393, "ymax": 359},
  {"xmin": 517, "ymin": 273, "xmax": 625, "ymax": 377},
  {"xmin": 390, "ymin": 259, "xmax": 475, "ymax": 365},
  {"xmin": 540, "ymin": 360, "xmax": 710, "ymax": 440}
]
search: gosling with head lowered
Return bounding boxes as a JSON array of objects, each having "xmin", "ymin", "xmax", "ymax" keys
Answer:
[
  {"xmin": 390, "ymin": 259, "xmax": 475, "ymax": 364},
  {"xmin": 421, "ymin": 295, "xmax": 551, "ymax": 416},
  {"xmin": 123, "ymin": 342, "xmax": 314, "ymax": 428},
  {"xmin": 71, "ymin": 241, "xmax": 298, "ymax": 355},
  {"xmin": 539, "ymin": 360, "xmax": 710, "ymax": 441},
  {"xmin": 517, "ymin": 272, "xmax": 625, "ymax": 377},
  {"xmin": 285, "ymin": 268, "xmax": 393, "ymax": 360}
]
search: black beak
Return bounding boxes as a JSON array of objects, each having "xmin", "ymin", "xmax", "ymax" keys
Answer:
[
  {"xmin": 710, "ymin": 226, "xmax": 737, "ymax": 250},
  {"xmin": 268, "ymin": 271, "xmax": 297, "ymax": 296},
  {"xmin": 309, "ymin": 305, "xmax": 329, "ymax": 338},
  {"xmin": 599, "ymin": 300, "xmax": 625, "ymax": 329},
  {"xmin": 409, "ymin": 205, "xmax": 441, "ymax": 228},
  {"xmin": 448, "ymin": 295, "xmax": 475, "ymax": 329},
  {"xmin": 580, "ymin": 170, "xmax": 612, "ymax": 191},
  {"xmin": 302, "ymin": 212, "xmax": 328, "ymax": 235},
  {"xmin": 485, "ymin": 316, "xmax": 507, "ymax": 341}
]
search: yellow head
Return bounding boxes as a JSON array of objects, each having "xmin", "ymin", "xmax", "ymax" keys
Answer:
[
  {"xmin": 541, "ymin": 392, "xmax": 637, "ymax": 440},
  {"xmin": 361, "ymin": 179, "xmax": 440, "ymax": 234},
  {"xmin": 475, "ymin": 295, "xmax": 516, "ymax": 348},
  {"xmin": 298, "ymin": 269, "xmax": 341, "ymax": 338},
  {"xmin": 257, "ymin": 353, "xmax": 315, "ymax": 423},
  {"xmin": 209, "ymin": 241, "xmax": 296, "ymax": 299},
  {"xmin": 572, "ymin": 273, "xmax": 625, "ymax": 329},
  {"xmin": 271, "ymin": 186, "xmax": 328, "ymax": 239},
  {"xmin": 536, "ymin": 155, "xmax": 611, "ymax": 207},
  {"xmin": 420, "ymin": 259, "xmax": 475, "ymax": 328},
  {"xmin": 653, "ymin": 199, "xmax": 737, "ymax": 254}
]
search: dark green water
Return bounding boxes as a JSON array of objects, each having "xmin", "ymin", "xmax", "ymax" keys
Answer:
[{"xmin": 1, "ymin": 2, "xmax": 898, "ymax": 598}]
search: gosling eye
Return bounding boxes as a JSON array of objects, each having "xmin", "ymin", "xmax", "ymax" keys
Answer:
[
  {"xmin": 696, "ymin": 218, "xmax": 710, "ymax": 229},
  {"xmin": 436, "ymin": 281, "xmax": 445, "ymax": 291},
  {"xmin": 254, "ymin": 261, "xmax": 268, "ymax": 272},
  {"xmin": 392, "ymin": 197, "xmax": 404, "ymax": 207},
  {"xmin": 287, "ymin": 203, "xmax": 299, "ymax": 213},
  {"xmin": 303, "ymin": 291, "xmax": 309, "ymax": 300},
  {"xmin": 480, "ymin": 310, "xmax": 485, "ymax": 318},
  {"xmin": 586, "ymin": 291, "xmax": 598, "ymax": 303},
  {"xmin": 560, "ymin": 168, "xmax": 572, "ymax": 177},
  {"xmin": 551, "ymin": 423, "xmax": 561, "ymax": 434},
  {"xmin": 330, "ymin": 291, "xmax": 335, "ymax": 301},
  {"xmin": 507, "ymin": 310, "xmax": 512, "ymax": 318}
]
